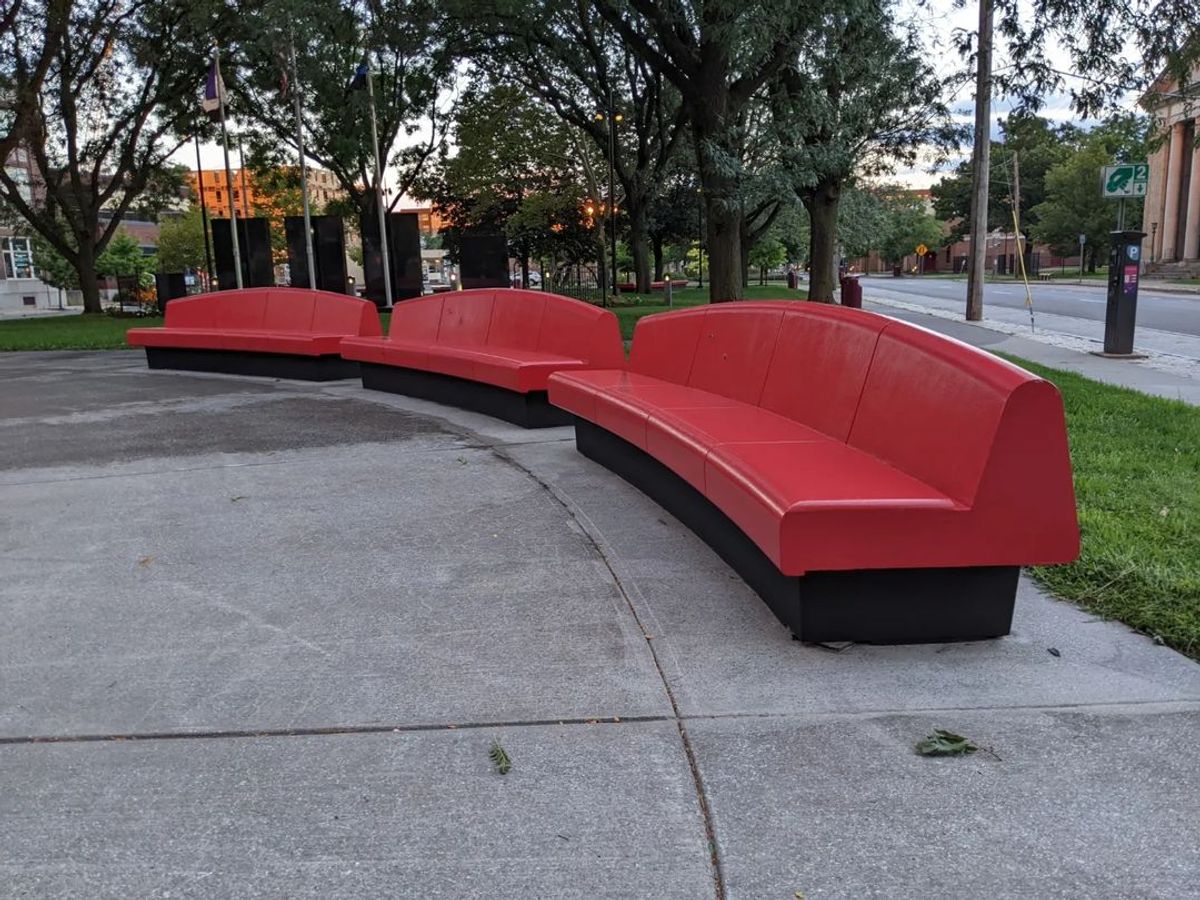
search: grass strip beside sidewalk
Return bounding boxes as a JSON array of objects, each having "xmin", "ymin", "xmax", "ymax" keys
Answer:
[
  {"xmin": 1009, "ymin": 357, "xmax": 1200, "ymax": 658},
  {"xmin": 0, "ymin": 314, "xmax": 162, "ymax": 351}
]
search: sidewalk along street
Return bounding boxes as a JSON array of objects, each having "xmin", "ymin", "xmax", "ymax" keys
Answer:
[{"xmin": 861, "ymin": 285, "xmax": 1200, "ymax": 406}]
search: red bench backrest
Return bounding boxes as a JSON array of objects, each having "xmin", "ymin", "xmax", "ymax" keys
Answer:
[
  {"xmin": 388, "ymin": 289, "xmax": 625, "ymax": 366},
  {"xmin": 629, "ymin": 301, "xmax": 1072, "ymax": 506},
  {"xmin": 163, "ymin": 288, "xmax": 380, "ymax": 336},
  {"xmin": 629, "ymin": 303, "xmax": 888, "ymax": 440},
  {"xmin": 846, "ymin": 320, "xmax": 1047, "ymax": 504}
]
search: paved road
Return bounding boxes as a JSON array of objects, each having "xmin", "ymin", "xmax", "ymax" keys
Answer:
[{"xmin": 864, "ymin": 276, "xmax": 1200, "ymax": 337}]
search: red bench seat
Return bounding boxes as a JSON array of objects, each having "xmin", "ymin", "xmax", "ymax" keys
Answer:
[
  {"xmin": 127, "ymin": 288, "xmax": 381, "ymax": 380},
  {"xmin": 548, "ymin": 302, "xmax": 1080, "ymax": 643},
  {"xmin": 341, "ymin": 289, "xmax": 626, "ymax": 427}
]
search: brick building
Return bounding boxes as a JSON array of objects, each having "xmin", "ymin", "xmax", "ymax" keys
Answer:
[{"xmin": 185, "ymin": 165, "xmax": 345, "ymax": 218}]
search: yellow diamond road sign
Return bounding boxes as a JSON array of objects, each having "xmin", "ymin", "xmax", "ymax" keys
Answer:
[{"xmin": 915, "ymin": 243, "xmax": 928, "ymax": 256}]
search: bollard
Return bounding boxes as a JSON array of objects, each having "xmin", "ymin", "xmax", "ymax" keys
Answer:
[{"xmin": 840, "ymin": 275, "xmax": 862, "ymax": 309}]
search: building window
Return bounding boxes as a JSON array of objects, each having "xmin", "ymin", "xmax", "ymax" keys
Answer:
[{"xmin": 1, "ymin": 236, "xmax": 36, "ymax": 279}]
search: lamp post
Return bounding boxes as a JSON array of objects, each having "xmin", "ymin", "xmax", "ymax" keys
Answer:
[
  {"xmin": 595, "ymin": 101, "xmax": 622, "ymax": 303},
  {"xmin": 584, "ymin": 199, "xmax": 602, "ymax": 304}
]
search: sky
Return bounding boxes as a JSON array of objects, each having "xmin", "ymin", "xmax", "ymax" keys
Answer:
[{"xmin": 172, "ymin": 0, "xmax": 1132, "ymax": 193}]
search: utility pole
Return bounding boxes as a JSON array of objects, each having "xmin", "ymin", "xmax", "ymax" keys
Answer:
[
  {"xmin": 237, "ymin": 133, "xmax": 252, "ymax": 219},
  {"xmin": 965, "ymin": 0, "xmax": 993, "ymax": 321},
  {"xmin": 1012, "ymin": 150, "xmax": 1021, "ymax": 273}
]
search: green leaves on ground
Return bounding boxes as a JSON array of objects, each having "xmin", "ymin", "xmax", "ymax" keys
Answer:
[
  {"xmin": 489, "ymin": 740, "xmax": 512, "ymax": 775},
  {"xmin": 915, "ymin": 729, "xmax": 978, "ymax": 757}
]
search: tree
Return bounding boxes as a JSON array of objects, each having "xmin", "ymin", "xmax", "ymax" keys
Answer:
[
  {"xmin": 932, "ymin": 114, "xmax": 1077, "ymax": 242},
  {"xmin": 97, "ymin": 231, "xmax": 156, "ymax": 286},
  {"xmin": 29, "ymin": 233, "xmax": 79, "ymax": 291},
  {"xmin": 590, "ymin": 0, "xmax": 823, "ymax": 301},
  {"xmin": 156, "ymin": 206, "xmax": 209, "ymax": 274},
  {"xmin": 748, "ymin": 233, "xmax": 786, "ymax": 284},
  {"xmin": 1030, "ymin": 116, "xmax": 1151, "ymax": 271},
  {"xmin": 231, "ymin": 0, "xmax": 456, "ymax": 302},
  {"xmin": 837, "ymin": 185, "xmax": 888, "ymax": 263},
  {"xmin": 0, "ymin": 0, "xmax": 222, "ymax": 312},
  {"xmin": 0, "ymin": 0, "xmax": 69, "ymax": 163},
  {"xmin": 770, "ymin": 0, "xmax": 959, "ymax": 302},
  {"xmin": 647, "ymin": 174, "xmax": 703, "ymax": 281},
  {"xmin": 877, "ymin": 195, "xmax": 943, "ymax": 268},
  {"xmin": 413, "ymin": 83, "xmax": 593, "ymax": 286},
  {"xmin": 461, "ymin": 0, "xmax": 687, "ymax": 294}
]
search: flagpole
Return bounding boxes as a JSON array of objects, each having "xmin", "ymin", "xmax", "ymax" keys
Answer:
[
  {"xmin": 289, "ymin": 25, "xmax": 317, "ymax": 291},
  {"xmin": 364, "ymin": 53, "xmax": 393, "ymax": 307},
  {"xmin": 194, "ymin": 133, "xmax": 215, "ymax": 292},
  {"xmin": 214, "ymin": 43, "xmax": 243, "ymax": 290},
  {"xmin": 237, "ymin": 133, "xmax": 252, "ymax": 218}
]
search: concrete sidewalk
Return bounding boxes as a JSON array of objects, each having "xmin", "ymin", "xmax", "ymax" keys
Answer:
[
  {"xmin": 862, "ymin": 287, "xmax": 1200, "ymax": 405},
  {"xmin": 2, "ymin": 352, "xmax": 1198, "ymax": 898}
]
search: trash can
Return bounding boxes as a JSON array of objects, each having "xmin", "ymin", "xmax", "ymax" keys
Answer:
[
  {"xmin": 787, "ymin": 269, "xmax": 797, "ymax": 290},
  {"xmin": 840, "ymin": 275, "xmax": 862, "ymax": 309}
]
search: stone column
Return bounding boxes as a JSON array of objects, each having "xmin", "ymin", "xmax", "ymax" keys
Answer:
[
  {"xmin": 1184, "ymin": 120, "xmax": 1200, "ymax": 260},
  {"xmin": 1162, "ymin": 122, "xmax": 1185, "ymax": 260}
]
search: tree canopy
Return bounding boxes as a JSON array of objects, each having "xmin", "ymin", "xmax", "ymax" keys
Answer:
[{"xmin": 0, "ymin": 0, "xmax": 224, "ymax": 312}]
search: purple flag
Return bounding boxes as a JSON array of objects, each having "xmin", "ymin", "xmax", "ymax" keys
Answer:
[{"xmin": 202, "ymin": 58, "xmax": 225, "ymax": 118}]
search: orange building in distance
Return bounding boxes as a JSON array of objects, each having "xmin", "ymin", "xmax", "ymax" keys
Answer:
[{"xmin": 186, "ymin": 166, "xmax": 345, "ymax": 218}]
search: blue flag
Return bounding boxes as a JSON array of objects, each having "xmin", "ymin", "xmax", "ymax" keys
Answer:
[{"xmin": 348, "ymin": 61, "xmax": 368, "ymax": 93}]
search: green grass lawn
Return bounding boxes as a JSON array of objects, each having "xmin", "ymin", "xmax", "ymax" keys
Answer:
[
  {"xmin": 1009, "ymin": 357, "xmax": 1200, "ymax": 658},
  {"xmin": 0, "ymin": 313, "xmax": 161, "ymax": 351}
]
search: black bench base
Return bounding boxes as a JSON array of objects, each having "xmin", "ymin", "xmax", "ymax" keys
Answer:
[
  {"xmin": 574, "ymin": 418, "xmax": 1018, "ymax": 644},
  {"xmin": 144, "ymin": 348, "xmax": 359, "ymax": 381},
  {"xmin": 359, "ymin": 363, "xmax": 573, "ymax": 428}
]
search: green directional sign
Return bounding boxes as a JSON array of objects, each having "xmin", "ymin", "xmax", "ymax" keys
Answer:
[{"xmin": 1102, "ymin": 163, "xmax": 1149, "ymax": 198}]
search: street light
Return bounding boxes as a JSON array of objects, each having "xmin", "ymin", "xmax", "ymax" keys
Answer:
[{"xmin": 595, "ymin": 104, "xmax": 623, "ymax": 303}]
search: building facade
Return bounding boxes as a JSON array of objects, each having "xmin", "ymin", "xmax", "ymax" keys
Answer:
[
  {"xmin": 0, "ymin": 146, "xmax": 56, "ymax": 310},
  {"xmin": 185, "ymin": 165, "xmax": 346, "ymax": 219},
  {"xmin": 1143, "ymin": 66, "xmax": 1200, "ymax": 273}
]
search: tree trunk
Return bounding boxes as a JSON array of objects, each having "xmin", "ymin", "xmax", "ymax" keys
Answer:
[
  {"xmin": 695, "ymin": 125, "xmax": 742, "ymax": 302},
  {"xmin": 651, "ymin": 235, "xmax": 664, "ymax": 282},
  {"xmin": 628, "ymin": 206, "xmax": 652, "ymax": 293},
  {"xmin": 595, "ymin": 233, "xmax": 609, "ymax": 299},
  {"xmin": 703, "ymin": 191, "xmax": 741, "ymax": 302},
  {"xmin": 739, "ymin": 218, "xmax": 751, "ymax": 290},
  {"xmin": 803, "ymin": 178, "xmax": 842, "ymax": 304},
  {"xmin": 76, "ymin": 239, "xmax": 103, "ymax": 314},
  {"xmin": 520, "ymin": 252, "xmax": 530, "ymax": 289}
]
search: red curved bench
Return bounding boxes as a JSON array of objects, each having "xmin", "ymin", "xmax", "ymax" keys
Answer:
[
  {"xmin": 127, "ymin": 288, "xmax": 380, "ymax": 381},
  {"xmin": 548, "ymin": 302, "xmax": 1080, "ymax": 643},
  {"xmin": 341, "ymin": 289, "xmax": 626, "ymax": 427}
]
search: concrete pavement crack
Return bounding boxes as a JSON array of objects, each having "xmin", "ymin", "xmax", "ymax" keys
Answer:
[
  {"xmin": 0, "ymin": 714, "xmax": 671, "ymax": 746},
  {"xmin": 484, "ymin": 439, "xmax": 729, "ymax": 900}
]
